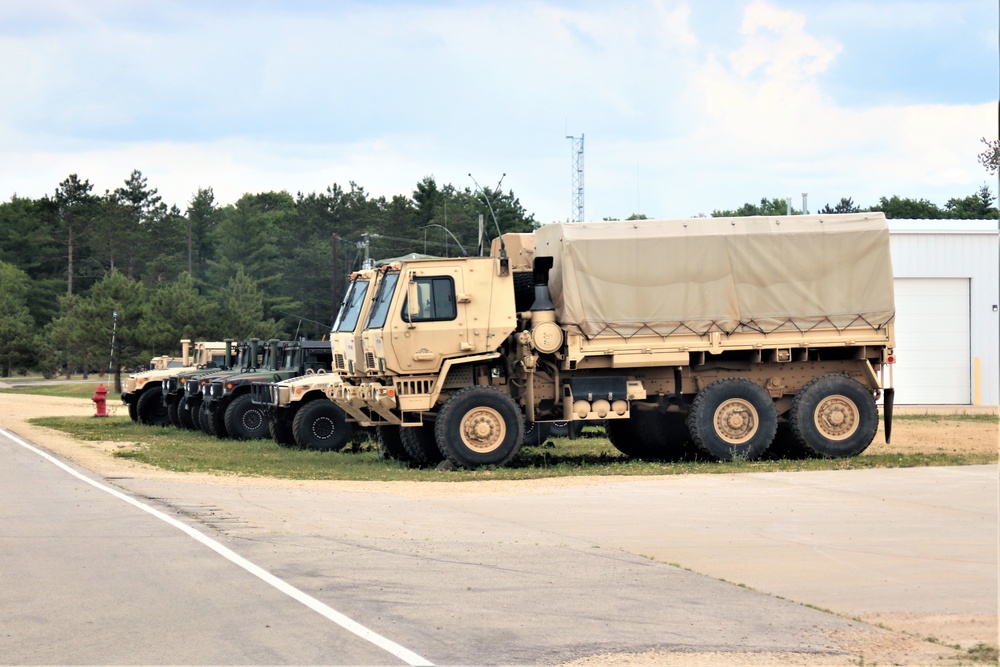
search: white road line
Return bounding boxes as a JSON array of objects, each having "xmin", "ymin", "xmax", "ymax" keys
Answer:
[{"xmin": 1, "ymin": 426, "xmax": 434, "ymax": 667}]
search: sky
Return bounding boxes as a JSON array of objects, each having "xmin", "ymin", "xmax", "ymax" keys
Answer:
[{"xmin": 1, "ymin": 0, "xmax": 997, "ymax": 223}]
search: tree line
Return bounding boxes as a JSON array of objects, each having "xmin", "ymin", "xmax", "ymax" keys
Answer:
[
  {"xmin": 1, "ymin": 169, "xmax": 996, "ymax": 383},
  {"xmin": 0, "ymin": 172, "xmax": 536, "ymax": 382},
  {"xmin": 710, "ymin": 185, "xmax": 999, "ymax": 219}
]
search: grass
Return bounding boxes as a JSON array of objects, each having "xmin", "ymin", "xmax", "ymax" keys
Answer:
[
  {"xmin": 28, "ymin": 416, "xmax": 998, "ymax": 482},
  {"xmin": 0, "ymin": 381, "xmax": 122, "ymax": 400}
]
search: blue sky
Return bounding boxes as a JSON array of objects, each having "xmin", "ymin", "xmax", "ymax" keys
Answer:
[{"xmin": 1, "ymin": 0, "xmax": 996, "ymax": 222}]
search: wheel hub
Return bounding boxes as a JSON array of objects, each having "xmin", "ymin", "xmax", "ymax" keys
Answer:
[
  {"xmin": 313, "ymin": 417, "xmax": 334, "ymax": 439},
  {"xmin": 713, "ymin": 398, "xmax": 758, "ymax": 445},
  {"xmin": 813, "ymin": 395, "xmax": 859, "ymax": 441},
  {"xmin": 461, "ymin": 408, "xmax": 506, "ymax": 454}
]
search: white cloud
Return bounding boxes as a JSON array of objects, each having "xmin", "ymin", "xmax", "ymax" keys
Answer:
[{"xmin": 0, "ymin": 0, "xmax": 994, "ymax": 223}]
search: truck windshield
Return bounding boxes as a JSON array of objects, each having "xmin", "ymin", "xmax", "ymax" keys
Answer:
[
  {"xmin": 334, "ymin": 278, "xmax": 371, "ymax": 333},
  {"xmin": 365, "ymin": 272, "xmax": 399, "ymax": 330},
  {"xmin": 281, "ymin": 346, "xmax": 299, "ymax": 370}
]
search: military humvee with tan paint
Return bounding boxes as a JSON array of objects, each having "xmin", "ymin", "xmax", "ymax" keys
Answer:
[{"xmin": 121, "ymin": 340, "xmax": 231, "ymax": 425}]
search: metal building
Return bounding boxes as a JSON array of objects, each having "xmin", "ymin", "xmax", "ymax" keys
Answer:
[{"xmin": 888, "ymin": 219, "xmax": 999, "ymax": 406}]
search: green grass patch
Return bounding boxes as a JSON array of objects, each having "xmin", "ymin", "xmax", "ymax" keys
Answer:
[
  {"xmin": 29, "ymin": 416, "xmax": 998, "ymax": 482},
  {"xmin": 1, "ymin": 382, "xmax": 122, "ymax": 400},
  {"xmin": 893, "ymin": 412, "xmax": 998, "ymax": 424}
]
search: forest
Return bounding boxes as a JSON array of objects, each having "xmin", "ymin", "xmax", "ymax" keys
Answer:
[{"xmin": 0, "ymin": 168, "xmax": 996, "ymax": 382}]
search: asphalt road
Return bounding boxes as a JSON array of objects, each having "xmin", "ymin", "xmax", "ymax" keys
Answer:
[{"xmin": 2, "ymin": 426, "xmax": 996, "ymax": 665}]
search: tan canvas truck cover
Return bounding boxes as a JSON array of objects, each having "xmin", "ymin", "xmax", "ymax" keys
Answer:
[{"xmin": 533, "ymin": 213, "xmax": 895, "ymax": 338}]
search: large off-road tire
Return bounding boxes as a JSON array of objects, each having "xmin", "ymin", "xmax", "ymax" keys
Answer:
[
  {"xmin": 224, "ymin": 394, "xmax": 270, "ymax": 441},
  {"xmin": 605, "ymin": 418, "xmax": 648, "ymax": 458},
  {"xmin": 167, "ymin": 397, "xmax": 182, "ymax": 428},
  {"xmin": 400, "ymin": 425, "xmax": 444, "ymax": 467},
  {"xmin": 292, "ymin": 400, "xmax": 352, "ymax": 451},
  {"xmin": 788, "ymin": 374, "xmax": 878, "ymax": 458},
  {"xmin": 136, "ymin": 388, "xmax": 171, "ymax": 427},
  {"xmin": 269, "ymin": 409, "xmax": 296, "ymax": 446},
  {"xmin": 606, "ymin": 409, "xmax": 695, "ymax": 461},
  {"xmin": 127, "ymin": 399, "xmax": 138, "ymax": 422},
  {"xmin": 178, "ymin": 397, "xmax": 198, "ymax": 430},
  {"xmin": 376, "ymin": 425, "xmax": 411, "ymax": 462},
  {"xmin": 686, "ymin": 378, "xmax": 777, "ymax": 461},
  {"xmin": 202, "ymin": 403, "xmax": 227, "ymax": 438},
  {"xmin": 764, "ymin": 421, "xmax": 814, "ymax": 460},
  {"xmin": 434, "ymin": 386, "xmax": 524, "ymax": 469},
  {"xmin": 522, "ymin": 421, "xmax": 552, "ymax": 447}
]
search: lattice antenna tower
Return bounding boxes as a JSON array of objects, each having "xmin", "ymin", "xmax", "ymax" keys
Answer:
[{"xmin": 566, "ymin": 133, "xmax": 584, "ymax": 222}]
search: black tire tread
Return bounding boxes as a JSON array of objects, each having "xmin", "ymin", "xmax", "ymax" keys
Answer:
[
  {"xmin": 788, "ymin": 374, "xmax": 878, "ymax": 458},
  {"xmin": 292, "ymin": 399, "xmax": 352, "ymax": 451},
  {"xmin": 224, "ymin": 394, "xmax": 270, "ymax": 440},
  {"xmin": 434, "ymin": 386, "xmax": 524, "ymax": 469},
  {"xmin": 136, "ymin": 387, "xmax": 170, "ymax": 427},
  {"xmin": 686, "ymin": 378, "xmax": 777, "ymax": 461}
]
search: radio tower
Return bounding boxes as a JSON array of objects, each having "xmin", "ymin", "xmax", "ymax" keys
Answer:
[{"xmin": 566, "ymin": 133, "xmax": 584, "ymax": 222}]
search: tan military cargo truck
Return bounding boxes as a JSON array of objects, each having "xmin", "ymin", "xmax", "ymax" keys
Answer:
[
  {"xmin": 121, "ymin": 340, "xmax": 231, "ymax": 425},
  {"xmin": 326, "ymin": 214, "xmax": 896, "ymax": 469}
]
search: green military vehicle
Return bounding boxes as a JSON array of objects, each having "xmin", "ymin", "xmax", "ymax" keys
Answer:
[
  {"xmin": 160, "ymin": 340, "xmax": 235, "ymax": 429},
  {"xmin": 182, "ymin": 339, "xmax": 264, "ymax": 435},
  {"xmin": 201, "ymin": 339, "xmax": 333, "ymax": 440}
]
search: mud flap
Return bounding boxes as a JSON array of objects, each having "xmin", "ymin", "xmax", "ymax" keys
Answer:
[{"xmin": 883, "ymin": 387, "xmax": 894, "ymax": 444}]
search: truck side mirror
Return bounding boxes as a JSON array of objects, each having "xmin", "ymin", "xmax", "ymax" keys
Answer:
[{"xmin": 406, "ymin": 274, "xmax": 419, "ymax": 327}]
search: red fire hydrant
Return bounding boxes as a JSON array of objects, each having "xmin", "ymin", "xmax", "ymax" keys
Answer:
[{"xmin": 92, "ymin": 384, "xmax": 108, "ymax": 418}]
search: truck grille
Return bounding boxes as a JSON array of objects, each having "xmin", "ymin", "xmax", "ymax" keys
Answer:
[
  {"xmin": 395, "ymin": 378, "xmax": 433, "ymax": 395},
  {"xmin": 365, "ymin": 352, "xmax": 376, "ymax": 371},
  {"xmin": 250, "ymin": 382, "xmax": 274, "ymax": 406},
  {"xmin": 334, "ymin": 353, "xmax": 346, "ymax": 370}
]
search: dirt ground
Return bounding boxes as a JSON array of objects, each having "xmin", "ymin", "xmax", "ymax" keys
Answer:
[{"xmin": 1, "ymin": 393, "xmax": 997, "ymax": 667}]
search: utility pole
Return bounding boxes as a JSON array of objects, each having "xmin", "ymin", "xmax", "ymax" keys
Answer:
[{"xmin": 566, "ymin": 133, "xmax": 584, "ymax": 222}]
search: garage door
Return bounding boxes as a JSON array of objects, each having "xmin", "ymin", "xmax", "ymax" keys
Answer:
[{"xmin": 891, "ymin": 278, "xmax": 970, "ymax": 404}]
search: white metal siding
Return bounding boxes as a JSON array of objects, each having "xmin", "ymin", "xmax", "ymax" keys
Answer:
[
  {"xmin": 892, "ymin": 278, "xmax": 970, "ymax": 404},
  {"xmin": 888, "ymin": 222, "xmax": 999, "ymax": 406}
]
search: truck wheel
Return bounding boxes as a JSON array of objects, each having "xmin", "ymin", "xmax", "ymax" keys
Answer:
[
  {"xmin": 434, "ymin": 386, "xmax": 524, "ymax": 469},
  {"xmin": 178, "ymin": 397, "xmax": 198, "ymax": 430},
  {"xmin": 292, "ymin": 400, "xmax": 352, "ymax": 451},
  {"xmin": 606, "ymin": 410, "xmax": 694, "ymax": 461},
  {"xmin": 269, "ymin": 409, "xmax": 296, "ymax": 446},
  {"xmin": 377, "ymin": 426, "xmax": 411, "ymax": 462},
  {"xmin": 203, "ymin": 403, "xmax": 227, "ymax": 438},
  {"xmin": 686, "ymin": 378, "xmax": 776, "ymax": 461},
  {"xmin": 765, "ymin": 422, "xmax": 813, "ymax": 460},
  {"xmin": 136, "ymin": 389, "xmax": 170, "ymax": 427},
  {"xmin": 522, "ymin": 421, "xmax": 552, "ymax": 447},
  {"xmin": 788, "ymin": 374, "xmax": 878, "ymax": 458},
  {"xmin": 400, "ymin": 425, "xmax": 443, "ymax": 467},
  {"xmin": 127, "ymin": 400, "xmax": 138, "ymax": 422},
  {"xmin": 167, "ymin": 397, "xmax": 182, "ymax": 428},
  {"xmin": 193, "ymin": 402, "xmax": 207, "ymax": 433},
  {"xmin": 224, "ymin": 394, "xmax": 270, "ymax": 440},
  {"xmin": 605, "ymin": 418, "xmax": 650, "ymax": 458}
]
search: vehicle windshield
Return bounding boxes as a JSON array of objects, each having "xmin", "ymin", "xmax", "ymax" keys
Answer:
[
  {"xmin": 334, "ymin": 278, "xmax": 371, "ymax": 333},
  {"xmin": 365, "ymin": 272, "xmax": 399, "ymax": 330},
  {"xmin": 281, "ymin": 346, "xmax": 299, "ymax": 370}
]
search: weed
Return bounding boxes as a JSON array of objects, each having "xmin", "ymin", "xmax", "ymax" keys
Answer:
[{"xmin": 965, "ymin": 643, "xmax": 999, "ymax": 663}]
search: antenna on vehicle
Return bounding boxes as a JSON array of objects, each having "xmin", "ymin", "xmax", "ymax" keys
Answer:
[{"xmin": 468, "ymin": 172, "xmax": 507, "ymax": 262}]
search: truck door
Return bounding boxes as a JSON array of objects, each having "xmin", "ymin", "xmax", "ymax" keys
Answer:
[{"xmin": 389, "ymin": 265, "xmax": 469, "ymax": 374}]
